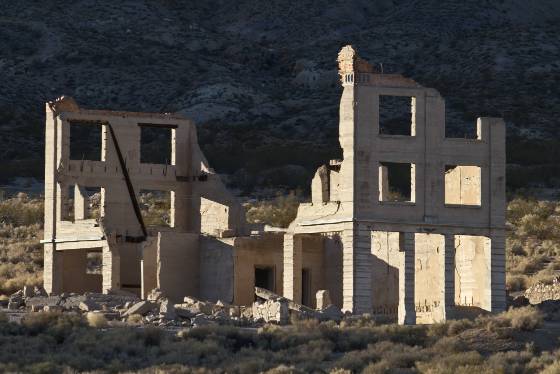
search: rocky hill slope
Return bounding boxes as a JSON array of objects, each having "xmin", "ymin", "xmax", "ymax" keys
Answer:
[{"xmin": 1, "ymin": 0, "xmax": 559, "ymax": 194}]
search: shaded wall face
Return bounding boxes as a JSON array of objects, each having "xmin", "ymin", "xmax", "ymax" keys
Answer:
[
  {"xmin": 119, "ymin": 243, "xmax": 142, "ymax": 296},
  {"xmin": 199, "ymin": 237, "xmax": 235, "ymax": 303},
  {"xmin": 324, "ymin": 234, "xmax": 343, "ymax": 309},
  {"xmin": 61, "ymin": 248, "xmax": 102, "ymax": 294},
  {"xmin": 371, "ymin": 231, "xmax": 402, "ymax": 318},
  {"xmin": 414, "ymin": 233, "xmax": 445, "ymax": 323},
  {"xmin": 233, "ymin": 235, "xmax": 284, "ymax": 306},
  {"xmin": 455, "ymin": 235, "xmax": 491, "ymax": 310},
  {"xmin": 301, "ymin": 236, "xmax": 326, "ymax": 309}
]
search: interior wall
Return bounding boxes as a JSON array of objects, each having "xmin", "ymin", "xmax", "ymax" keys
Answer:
[
  {"xmin": 324, "ymin": 233, "xmax": 343, "ymax": 309},
  {"xmin": 141, "ymin": 236, "xmax": 158, "ymax": 299},
  {"xmin": 119, "ymin": 243, "xmax": 142, "ymax": 296},
  {"xmin": 61, "ymin": 248, "xmax": 102, "ymax": 293},
  {"xmin": 414, "ymin": 233, "xmax": 445, "ymax": 323},
  {"xmin": 371, "ymin": 231, "xmax": 403, "ymax": 318},
  {"xmin": 301, "ymin": 235, "xmax": 325, "ymax": 309},
  {"xmin": 455, "ymin": 235, "xmax": 491, "ymax": 310}
]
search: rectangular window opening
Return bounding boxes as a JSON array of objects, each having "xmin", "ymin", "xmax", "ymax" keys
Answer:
[
  {"xmin": 139, "ymin": 124, "xmax": 173, "ymax": 164},
  {"xmin": 86, "ymin": 249, "xmax": 102, "ymax": 275},
  {"xmin": 139, "ymin": 189, "xmax": 172, "ymax": 227},
  {"xmin": 69, "ymin": 121, "xmax": 102, "ymax": 161},
  {"xmin": 379, "ymin": 162, "xmax": 415, "ymax": 203},
  {"xmin": 379, "ymin": 95, "xmax": 416, "ymax": 136},
  {"xmin": 445, "ymin": 165, "xmax": 481, "ymax": 206}
]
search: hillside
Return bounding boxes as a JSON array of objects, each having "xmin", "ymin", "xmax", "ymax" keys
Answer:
[{"xmin": 1, "ymin": 0, "xmax": 559, "ymax": 194}]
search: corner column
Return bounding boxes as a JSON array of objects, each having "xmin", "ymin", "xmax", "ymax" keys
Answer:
[
  {"xmin": 102, "ymin": 237, "xmax": 121, "ymax": 293},
  {"xmin": 398, "ymin": 232, "xmax": 416, "ymax": 324},
  {"xmin": 283, "ymin": 233, "xmax": 302, "ymax": 303},
  {"xmin": 490, "ymin": 231, "xmax": 506, "ymax": 312},
  {"xmin": 342, "ymin": 224, "xmax": 372, "ymax": 314}
]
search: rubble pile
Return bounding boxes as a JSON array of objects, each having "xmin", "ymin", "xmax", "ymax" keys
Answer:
[
  {"xmin": 524, "ymin": 278, "xmax": 560, "ymax": 305},
  {"xmin": 1, "ymin": 286, "xmax": 345, "ymax": 328}
]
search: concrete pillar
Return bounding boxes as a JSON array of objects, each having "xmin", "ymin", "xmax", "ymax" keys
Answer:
[
  {"xmin": 342, "ymin": 225, "xmax": 372, "ymax": 314},
  {"xmin": 398, "ymin": 232, "xmax": 416, "ymax": 324},
  {"xmin": 283, "ymin": 234, "xmax": 302, "ymax": 303},
  {"xmin": 443, "ymin": 234, "xmax": 456, "ymax": 320},
  {"xmin": 43, "ymin": 244, "xmax": 63, "ymax": 294},
  {"xmin": 490, "ymin": 232, "xmax": 506, "ymax": 312},
  {"xmin": 102, "ymin": 241, "xmax": 120, "ymax": 293},
  {"xmin": 74, "ymin": 185, "xmax": 88, "ymax": 220},
  {"xmin": 378, "ymin": 165, "xmax": 388, "ymax": 201}
]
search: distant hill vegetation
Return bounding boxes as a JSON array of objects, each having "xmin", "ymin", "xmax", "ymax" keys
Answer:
[{"xmin": 0, "ymin": 0, "xmax": 559, "ymax": 193}]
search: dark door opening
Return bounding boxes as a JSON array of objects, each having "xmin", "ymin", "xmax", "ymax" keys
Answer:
[
  {"xmin": 302, "ymin": 268, "xmax": 311, "ymax": 307},
  {"xmin": 255, "ymin": 266, "xmax": 275, "ymax": 293}
]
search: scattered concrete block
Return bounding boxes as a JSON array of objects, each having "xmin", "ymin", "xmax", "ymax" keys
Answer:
[
  {"xmin": 316, "ymin": 290, "xmax": 331, "ymax": 310},
  {"xmin": 123, "ymin": 301, "xmax": 156, "ymax": 317}
]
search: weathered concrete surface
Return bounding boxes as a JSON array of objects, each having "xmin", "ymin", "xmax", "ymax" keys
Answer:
[{"xmin": 283, "ymin": 45, "xmax": 506, "ymax": 324}]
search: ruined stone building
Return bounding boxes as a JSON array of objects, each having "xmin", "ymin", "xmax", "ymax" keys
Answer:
[{"xmin": 42, "ymin": 46, "xmax": 506, "ymax": 324}]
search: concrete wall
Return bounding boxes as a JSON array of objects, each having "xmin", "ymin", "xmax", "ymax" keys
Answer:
[
  {"xmin": 199, "ymin": 237, "xmax": 235, "ymax": 303},
  {"xmin": 157, "ymin": 231, "xmax": 199, "ymax": 303},
  {"xmin": 233, "ymin": 234, "xmax": 284, "ymax": 306}
]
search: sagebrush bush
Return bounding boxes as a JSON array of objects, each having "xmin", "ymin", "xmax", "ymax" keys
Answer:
[{"xmin": 245, "ymin": 191, "xmax": 301, "ymax": 228}]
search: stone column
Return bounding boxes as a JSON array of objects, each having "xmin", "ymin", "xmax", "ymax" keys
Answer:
[
  {"xmin": 43, "ymin": 244, "xmax": 63, "ymax": 295},
  {"xmin": 443, "ymin": 234, "xmax": 456, "ymax": 320},
  {"xmin": 102, "ymin": 238, "xmax": 120, "ymax": 294},
  {"xmin": 283, "ymin": 233, "xmax": 302, "ymax": 304},
  {"xmin": 398, "ymin": 232, "xmax": 416, "ymax": 324},
  {"xmin": 342, "ymin": 224, "xmax": 372, "ymax": 314},
  {"xmin": 490, "ymin": 231, "xmax": 506, "ymax": 312},
  {"xmin": 74, "ymin": 185, "xmax": 88, "ymax": 220}
]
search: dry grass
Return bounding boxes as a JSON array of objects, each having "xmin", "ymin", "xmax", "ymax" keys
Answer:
[
  {"xmin": 506, "ymin": 198, "xmax": 560, "ymax": 292},
  {"xmin": 86, "ymin": 312, "xmax": 108, "ymax": 328},
  {"xmin": 0, "ymin": 194, "xmax": 43, "ymax": 296},
  {"xmin": 0, "ymin": 307, "xmax": 556, "ymax": 373}
]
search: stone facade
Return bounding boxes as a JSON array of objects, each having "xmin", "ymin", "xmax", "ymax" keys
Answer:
[
  {"xmin": 282, "ymin": 45, "xmax": 506, "ymax": 324},
  {"xmin": 42, "ymin": 46, "xmax": 506, "ymax": 324}
]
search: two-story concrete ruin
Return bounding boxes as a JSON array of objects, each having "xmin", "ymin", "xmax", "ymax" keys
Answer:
[{"xmin": 42, "ymin": 46, "xmax": 506, "ymax": 324}]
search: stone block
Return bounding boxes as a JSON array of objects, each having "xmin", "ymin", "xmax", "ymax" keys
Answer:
[
  {"xmin": 316, "ymin": 290, "xmax": 332, "ymax": 310},
  {"xmin": 123, "ymin": 301, "xmax": 156, "ymax": 317}
]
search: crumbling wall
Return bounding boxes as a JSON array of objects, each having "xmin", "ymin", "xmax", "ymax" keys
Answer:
[{"xmin": 371, "ymin": 231, "xmax": 403, "ymax": 318}]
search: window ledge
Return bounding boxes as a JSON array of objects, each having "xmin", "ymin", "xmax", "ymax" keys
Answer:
[
  {"xmin": 444, "ymin": 204, "xmax": 481, "ymax": 209},
  {"xmin": 379, "ymin": 201, "xmax": 416, "ymax": 206}
]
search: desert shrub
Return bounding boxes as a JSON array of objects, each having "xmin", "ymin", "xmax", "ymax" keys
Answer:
[
  {"xmin": 86, "ymin": 312, "xmax": 108, "ymax": 328},
  {"xmin": 502, "ymin": 306, "xmax": 543, "ymax": 331},
  {"xmin": 506, "ymin": 273, "xmax": 528, "ymax": 292},
  {"xmin": 0, "ymin": 195, "xmax": 43, "ymax": 227},
  {"xmin": 127, "ymin": 314, "xmax": 144, "ymax": 325},
  {"xmin": 245, "ymin": 191, "xmax": 301, "ymax": 228}
]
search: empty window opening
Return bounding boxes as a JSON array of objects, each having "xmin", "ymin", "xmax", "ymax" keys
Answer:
[
  {"xmin": 255, "ymin": 266, "xmax": 275, "ymax": 293},
  {"xmin": 69, "ymin": 121, "xmax": 102, "ymax": 161},
  {"xmin": 86, "ymin": 250, "xmax": 102, "ymax": 275},
  {"xmin": 445, "ymin": 165, "xmax": 481, "ymax": 206},
  {"xmin": 62, "ymin": 185, "xmax": 102, "ymax": 221},
  {"xmin": 139, "ymin": 190, "xmax": 172, "ymax": 227},
  {"xmin": 139, "ymin": 124, "xmax": 173, "ymax": 164},
  {"xmin": 302, "ymin": 268, "xmax": 312, "ymax": 307},
  {"xmin": 379, "ymin": 95, "xmax": 416, "ymax": 136},
  {"xmin": 379, "ymin": 162, "xmax": 415, "ymax": 202}
]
